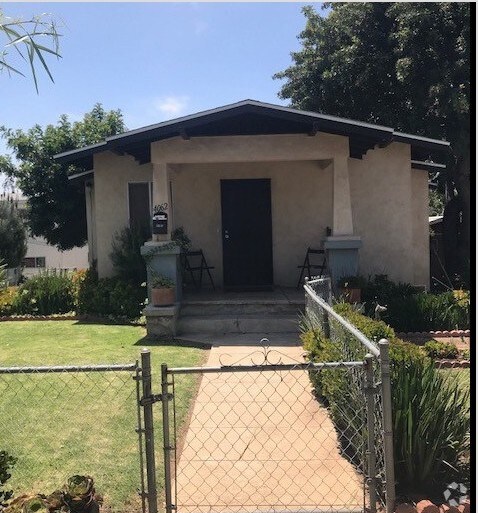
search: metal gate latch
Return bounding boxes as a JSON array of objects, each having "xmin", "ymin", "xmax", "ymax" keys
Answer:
[{"xmin": 140, "ymin": 393, "xmax": 173, "ymax": 406}]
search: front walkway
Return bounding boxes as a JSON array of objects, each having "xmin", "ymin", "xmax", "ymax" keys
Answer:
[{"xmin": 174, "ymin": 334, "xmax": 363, "ymax": 512}]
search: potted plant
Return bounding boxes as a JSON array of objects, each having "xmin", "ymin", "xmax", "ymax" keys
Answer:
[
  {"xmin": 150, "ymin": 272, "xmax": 175, "ymax": 306},
  {"xmin": 338, "ymin": 275, "xmax": 368, "ymax": 303}
]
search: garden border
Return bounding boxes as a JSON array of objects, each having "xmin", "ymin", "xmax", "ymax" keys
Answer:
[{"xmin": 396, "ymin": 330, "xmax": 470, "ymax": 338}]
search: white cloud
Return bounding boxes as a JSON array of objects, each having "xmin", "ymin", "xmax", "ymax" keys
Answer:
[{"xmin": 153, "ymin": 96, "xmax": 190, "ymax": 118}]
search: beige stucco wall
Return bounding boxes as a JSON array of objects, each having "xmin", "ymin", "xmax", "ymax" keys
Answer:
[
  {"xmin": 349, "ymin": 142, "xmax": 429, "ymax": 286},
  {"xmin": 90, "ymin": 134, "xmax": 430, "ymax": 288},
  {"xmin": 93, "ymin": 151, "xmax": 152, "ymax": 276},
  {"xmin": 170, "ymin": 161, "xmax": 333, "ymax": 288}
]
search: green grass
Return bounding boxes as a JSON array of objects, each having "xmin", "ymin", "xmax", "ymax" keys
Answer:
[{"xmin": 0, "ymin": 321, "xmax": 208, "ymax": 512}]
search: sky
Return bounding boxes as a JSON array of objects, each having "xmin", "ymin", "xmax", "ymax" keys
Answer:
[{"xmin": 1, "ymin": 2, "xmax": 327, "ymax": 169}]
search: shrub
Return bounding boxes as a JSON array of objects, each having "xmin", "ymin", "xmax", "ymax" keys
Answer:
[
  {"xmin": 391, "ymin": 356, "xmax": 469, "ymax": 490},
  {"xmin": 337, "ymin": 274, "xmax": 368, "ymax": 289},
  {"xmin": 12, "ymin": 273, "xmax": 75, "ymax": 315},
  {"xmin": 334, "ymin": 301, "xmax": 395, "ymax": 341},
  {"xmin": 301, "ymin": 304, "xmax": 470, "ymax": 495},
  {"xmin": 424, "ymin": 340, "xmax": 459, "ymax": 359},
  {"xmin": 361, "ymin": 275, "xmax": 470, "ymax": 331},
  {"xmin": 0, "ymin": 287, "xmax": 18, "ymax": 316},
  {"xmin": 76, "ymin": 268, "xmax": 146, "ymax": 320},
  {"xmin": 0, "ymin": 259, "xmax": 7, "ymax": 289},
  {"xmin": 0, "ymin": 450, "xmax": 16, "ymax": 510},
  {"xmin": 171, "ymin": 226, "xmax": 191, "ymax": 251},
  {"xmin": 110, "ymin": 225, "xmax": 149, "ymax": 286}
]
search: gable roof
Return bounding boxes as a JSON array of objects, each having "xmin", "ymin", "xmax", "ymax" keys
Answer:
[{"xmin": 55, "ymin": 99, "xmax": 450, "ymax": 169}]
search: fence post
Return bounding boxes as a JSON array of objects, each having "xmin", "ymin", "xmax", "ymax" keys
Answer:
[
  {"xmin": 161, "ymin": 363, "xmax": 173, "ymax": 513},
  {"xmin": 135, "ymin": 362, "xmax": 147, "ymax": 513},
  {"xmin": 379, "ymin": 339, "xmax": 395, "ymax": 513},
  {"xmin": 141, "ymin": 349, "xmax": 158, "ymax": 513},
  {"xmin": 364, "ymin": 354, "xmax": 377, "ymax": 513},
  {"xmin": 326, "ymin": 276, "xmax": 333, "ymax": 305}
]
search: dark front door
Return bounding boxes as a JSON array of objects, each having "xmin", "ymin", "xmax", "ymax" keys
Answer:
[{"xmin": 221, "ymin": 179, "xmax": 273, "ymax": 291}]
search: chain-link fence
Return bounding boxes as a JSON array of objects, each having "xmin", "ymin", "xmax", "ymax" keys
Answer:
[
  {"xmin": 0, "ymin": 363, "xmax": 142, "ymax": 513},
  {"xmin": 304, "ymin": 277, "xmax": 395, "ymax": 513}
]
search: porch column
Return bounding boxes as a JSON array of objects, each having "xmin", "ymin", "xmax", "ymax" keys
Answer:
[
  {"xmin": 141, "ymin": 162, "xmax": 181, "ymax": 337},
  {"xmin": 323, "ymin": 156, "xmax": 362, "ymax": 288},
  {"xmin": 332, "ymin": 156, "xmax": 353, "ymax": 236},
  {"xmin": 152, "ymin": 162, "xmax": 172, "ymax": 242}
]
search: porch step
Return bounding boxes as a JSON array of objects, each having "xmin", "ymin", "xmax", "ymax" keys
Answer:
[
  {"xmin": 180, "ymin": 300, "xmax": 304, "ymax": 317},
  {"xmin": 177, "ymin": 313, "xmax": 300, "ymax": 334}
]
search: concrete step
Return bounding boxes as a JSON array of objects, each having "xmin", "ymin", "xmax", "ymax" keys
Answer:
[
  {"xmin": 177, "ymin": 313, "xmax": 300, "ymax": 334},
  {"xmin": 180, "ymin": 300, "xmax": 304, "ymax": 317}
]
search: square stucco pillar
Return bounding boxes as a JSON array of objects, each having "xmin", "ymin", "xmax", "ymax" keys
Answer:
[
  {"xmin": 141, "ymin": 162, "xmax": 181, "ymax": 337},
  {"xmin": 324, "ymin": 156, "xmax": 362, "ymax": 288},
  {"xmin": 141, "ymin": 241, "xmax": 182, "ymax": 336}
]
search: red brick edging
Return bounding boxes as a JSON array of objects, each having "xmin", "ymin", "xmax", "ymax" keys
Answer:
[
  {"xmin": 395, "ymin": 498, "xmax": 470, "ymax": 513},
  {"xmin": 397, "ymin": 330, "xmax": 470, "ymax": 339},
  {"xmin": 435, "ymin": 359, "xmax": 470, "ymax": 368}
]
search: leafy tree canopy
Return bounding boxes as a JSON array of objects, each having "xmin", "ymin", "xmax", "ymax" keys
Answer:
[
  {"xmin": 0, "ymin": 104, "xmax": 126, "ymax": 250},
  {"xmin": 275, "ymin": 3, "xmax": 470, "ymax": 283},
  {"xmin": 0, "ymin": 200, "xmax": 27, "ymax": 268}
]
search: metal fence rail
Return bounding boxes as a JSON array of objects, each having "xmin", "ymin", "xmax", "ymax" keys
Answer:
[
  {"xmin": 304, "ymin": 277, "xmax": 395, "ymax": 513},
  {"xmin": 0, "ymin": 361, "xmax": 142, "ymax": 513}
]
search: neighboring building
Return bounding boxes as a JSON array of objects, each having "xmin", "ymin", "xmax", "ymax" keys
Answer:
[
  {"xmin": 15, "ymin": 198, "xmax": 88, "ymax": 278},
  {"xmin": 22, "ymin": 236, "xmax": 88, "ymax": 278},
  {"xmin": 56, "ymin": 100, "xmax": 449, "ymax": 291}
]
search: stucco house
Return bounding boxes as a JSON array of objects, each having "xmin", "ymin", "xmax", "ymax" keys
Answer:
[{"xmin": 55, "ymin": 100, "xmax": 449, "ymax": 332}]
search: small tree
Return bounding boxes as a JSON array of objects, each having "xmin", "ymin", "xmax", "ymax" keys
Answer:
[
  {"xmin": 0, "ymin": 201, "xmax": 27, "ymax": 268},
  {"xmin": 0, "ymin": 104, "xmax": 126, "ymax": 251}
]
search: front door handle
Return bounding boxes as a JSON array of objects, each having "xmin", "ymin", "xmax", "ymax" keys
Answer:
[{"xmin": 224, "ymin": 229, "xmax": 229, "ymax": 240}]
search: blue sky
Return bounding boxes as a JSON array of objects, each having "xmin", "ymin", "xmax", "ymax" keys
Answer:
[{"xmin": 1, "ymin": 2, "xmax": 326, "ymax": 163}]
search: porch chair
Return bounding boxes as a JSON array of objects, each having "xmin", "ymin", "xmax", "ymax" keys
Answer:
[
  {"xmin": 296, "ymin": 247, "xmax": 327, "ymax": 288},
  {"xmin": 182, "ymin": 249, "xmax": 216, "ymax": 290}
]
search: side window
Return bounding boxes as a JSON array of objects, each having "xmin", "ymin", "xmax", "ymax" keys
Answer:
[
  {"xmin": 22, "ymin": 257, "xmax": 36, "ymax": 268},
  {"xmin": 22, "ymin": 257, "xmax": 46, "ymax": 268},
  {"xmin": 128, "ymin": 182, "xmax": 152, "ymax": 237}
]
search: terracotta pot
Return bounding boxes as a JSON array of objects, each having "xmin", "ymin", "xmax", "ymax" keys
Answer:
[
  {"xmin": 151, "ymin": 287, "xmax": 175, "ymax": 306},
  {"xmin": 341, "ymin": 287, "xmax": 361, "ymax": 303}
]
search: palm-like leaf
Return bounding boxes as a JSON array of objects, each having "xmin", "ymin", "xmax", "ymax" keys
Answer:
[{"xmin": 0, "ymin": 8, "xmax": 61, "ymax": 92}]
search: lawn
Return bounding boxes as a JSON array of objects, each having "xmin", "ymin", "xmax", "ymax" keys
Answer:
[{"xmin": 0, "ymin": 321, "xmax": 208, "ymax": 512}]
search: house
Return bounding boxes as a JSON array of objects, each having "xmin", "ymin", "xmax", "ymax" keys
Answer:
[
  {"xmin": 55, "ymin": 100, "xmax": 449, "ymax": 332},
  {"xmin": 22, "ymin": 236, "xmax": 88, "ymax": 279},
  {"xmin": 2, "ymin": 196, "xmax": 88, "ymax": 284}
]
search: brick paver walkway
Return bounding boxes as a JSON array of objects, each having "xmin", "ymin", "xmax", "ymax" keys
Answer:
[{"xmin": 174, "ymin": 337, "xmax": 363, "ymax": 512}]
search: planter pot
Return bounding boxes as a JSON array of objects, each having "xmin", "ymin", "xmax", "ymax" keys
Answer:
[
  {"xmin": 151, "ymin": 287, "xmax": 175, "ymax": 307},
  {"xmin": 341, "ymin": 287, "xmax": 361, "ymax": 303}
]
